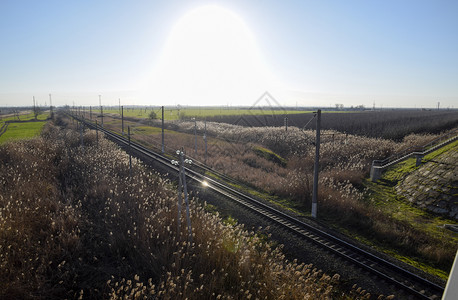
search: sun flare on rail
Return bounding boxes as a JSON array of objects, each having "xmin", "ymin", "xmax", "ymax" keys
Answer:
[{"xmin": 143, "ymin": 5, "xmax": 281, "ymax": 106}]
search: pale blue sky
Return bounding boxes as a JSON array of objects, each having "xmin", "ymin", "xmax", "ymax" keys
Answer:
[{"xmin": 0, "ymin": 0, "xmax": 457, "ymax": 108}]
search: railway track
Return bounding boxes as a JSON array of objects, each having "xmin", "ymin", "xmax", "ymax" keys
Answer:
[{"xmin": 69, "ymin": 112, "xmax": 445, "ymax": 299}]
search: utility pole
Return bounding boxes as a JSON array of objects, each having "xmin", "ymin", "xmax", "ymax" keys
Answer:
[
  {"xmin": 99, "ymin": 95, "xmax": 103, "ymax": 127},
  {"xmin": 100, "ymin": 105, "xmax": 104, "ymax": 128},
  {"xmin": 204, "ymin": 120, "xmax": 207, "ymax": 165},
  {"xmin": 311, "ymin": 109, "xmax": 321, "ymax": 218},
  {"xmin": 80, "ymin": 121, "xmax": 84, "ymax": 147},
  {"xmin": 90, "ymin": 106, "xmax": 92, "ymax": 120},
  {"xmin": 49, "ymin": 94, "xmax": 53, "ymax": 119},
  {"xmin": 177, "ymin": 158, "xmax": 183, "ymax": 232},
  {"xmin": 95, "ymin": 120, "xmax": 99, "ymax": 146},
  {"xmin": 128, "ymin": 126, "xmax": 132, "ymax": 178},
  {"xmin": 171, "ymin": 149, "xmax": 193, "ymax": 241},
  {"xmin": 193, "ymin": 118, "xmax": 197, "ymax": 156},
  {"xmin": 161, "ymin": 106, "xmax": 165, "ymax": 153},
  {"xmin": 284, "ymin": 115, "xmax": 288, "ymax": 131},
  {"xmin": 178, "ymin": 149, "xmax": 192, "ymax": 242},
  {"xmin": 33, "ymin": 96, "xmax": 36, "ymax": 119},
  {"xmin": 121, "ymin": 105, "xmax": 124, "ymax": 136}
]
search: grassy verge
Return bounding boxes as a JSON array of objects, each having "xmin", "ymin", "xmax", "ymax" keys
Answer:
[
  {"xmin": 253, "ymin": 145, "xmax": 287, "ymax": 167},
  {"xmin": 423, "ymin": 139, "xmax": 458, "ymax": 161},
  {"xmin": 356, "ymin": 142, "xmax": 458, "ymax": 279},
  {"xmin": 363, "ymin": 178, "xmax": 456, "ymax": 279}
]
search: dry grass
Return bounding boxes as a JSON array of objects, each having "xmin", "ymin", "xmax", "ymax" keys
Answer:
[
  {"xmin": 0, "ymin": 115, "xmax": 385, "ymax": 299},
  {"xmin": 113, "ymin": 118, "xmax": 457, "ymax": 272}
]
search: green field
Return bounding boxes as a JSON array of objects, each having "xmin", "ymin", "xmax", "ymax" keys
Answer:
[
  {"xmin": 97, "ymin": 107, "xmax": 312, "ymax": 120},
  {"xmin": 1, "ymin": 111, "xmax": 50, "ymax": 124},
  {"xmin": 0, "ymin": 121, "xmax": 47, "ymax": 144}
]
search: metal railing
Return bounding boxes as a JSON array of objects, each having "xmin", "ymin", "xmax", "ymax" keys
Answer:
[{"xmin": 372, "ymin": 128, "xmax": 457, "ymax": 168}]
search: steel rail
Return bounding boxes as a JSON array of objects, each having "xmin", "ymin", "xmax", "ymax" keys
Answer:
[{"xmin": 70, "ymin": 112, "xmax": 444, "ymax": 299}]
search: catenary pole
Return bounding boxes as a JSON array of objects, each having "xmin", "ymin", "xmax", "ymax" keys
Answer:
[
  {"xmin": 177, "ymin": 160, "xmax": 183, "ymax": 233},
  {"xmin": 80, "ymin": 121, "xmax": 84, "ymax": 147},
  {"xmin": 204, "ymin": 120, "xmax": 207, "ymax": 165},
  {"xmin": 99, "ymin": 95, "xmax": 103, "ymax": 127},
  {"xmin": 311, "ymin": 109, "xmax": 321, "ymax": 218},
  {"xmin": 180, "ymin": 150, "xmax": 192, "ymax": 242},
  {"xmin": 49, "ymin": 94, "xmax": 53, "ymax": 118},
  {"xmin": 128, "ymin": 126, "xmax": 132, "ymax": 178},
  {"xmin": 100, "ymin": 105, "xmax": 104, "ymax": 128},
  {"xmin": 193, "ymin": 118, "xmax": 197, "ymax": 156},
  {"xmin": 161, "ymin": 106, "xmax": 165, "ymax": 153},
  {"xmin": 121, "ymin": 105, "xmax": 124, "ymax": 136},
  {"xmin": 95, "ymin": 120, "xmax": 99, "ymax": 146}
]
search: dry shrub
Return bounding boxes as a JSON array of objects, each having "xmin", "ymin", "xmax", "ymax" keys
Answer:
[
  {"xmin": 401, "ymin": 133, "xmax": 441, "ymax": 150},
  {"xmin": 101, "ymin": 115, "xmax": 457, "ymax": 271},
  {"xmin": 1, "ymin": 118, "xmax": 378, "ymax": 299}
]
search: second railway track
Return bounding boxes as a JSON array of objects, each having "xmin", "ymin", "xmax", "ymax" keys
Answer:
[{"xmin": 70, "ymin": 112, "xmax": 446, "ymax": 299}]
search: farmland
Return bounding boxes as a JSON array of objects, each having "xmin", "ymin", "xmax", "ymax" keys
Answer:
[
  {"xmin": 0, "ymin": 121, "xmax": 47, "ymax": 144},
  {"xmin": 0, "ymin": 110, "xmax": 50, "ymax": 144},
  {"xmin": 89, "ymin": 106, "xmax": 458, "ymax": 140},
  {"xmin": 0, "ymin": 118, "xmax": 365, "ymax": 299},
  {"xmin": 0, "ymin": 110, "xmax": 50, "ymax": 122},
  {"xmin": 1, "ymin": 107, "xmax": 457, "ymax": 298},
  {"xmin": 89, "ymin": 109, "xmax": 458, "ymax": 279},
  {"xmin": 96, "ymin": 106, "xmax": 312, "ymax": 121},
  {"xmin": 203, "ymin": 109, "xmax": 458, "ymax": 140}
]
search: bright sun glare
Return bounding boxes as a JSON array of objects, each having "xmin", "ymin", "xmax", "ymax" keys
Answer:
[{"xmin": 144, "ymin": 5, "xmax": 279, "ymax": 106}]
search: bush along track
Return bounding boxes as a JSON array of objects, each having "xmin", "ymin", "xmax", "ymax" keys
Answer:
[
  {"xmin": 72, "ymin": 111, "xmax": 449, "ymax": 298},
  {"xmin": 0, "ymin": 119, "xmax": 384, "ymax": 299},
  {"xmin": 82, "ymin": 111, "xmax": 458, "ymax": 282}
]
